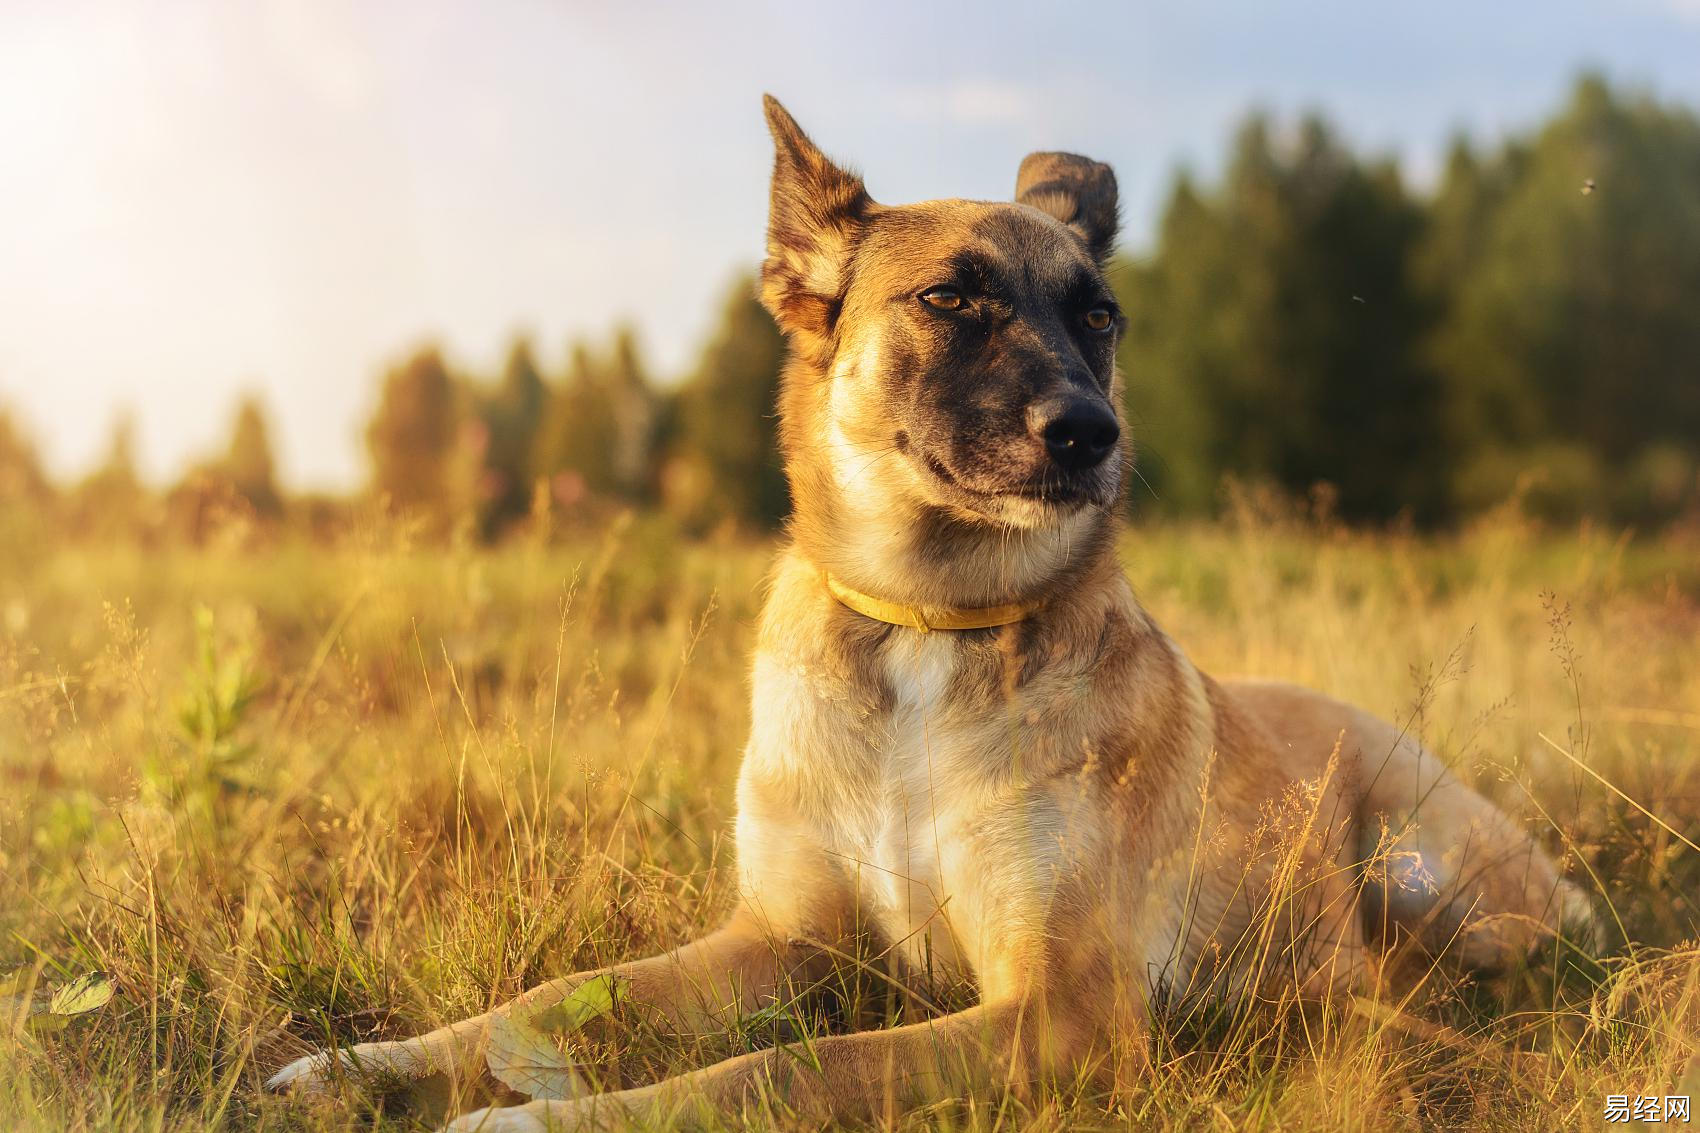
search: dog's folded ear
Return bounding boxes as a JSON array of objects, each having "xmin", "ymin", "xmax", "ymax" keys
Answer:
[
  {"xmin": 1015, "ymin": 152, "xmax": 1119, "ymax": 263},
  {"xmin": 761, "ymin": 95, "xmax": 876, "ymax": 345}
]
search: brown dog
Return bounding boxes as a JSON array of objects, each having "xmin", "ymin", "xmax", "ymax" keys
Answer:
[{"xmin": 269, "ymin": 97, "xmax": 1591, "ymax": 1131}]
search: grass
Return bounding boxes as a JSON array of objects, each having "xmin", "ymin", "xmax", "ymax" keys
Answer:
[{"xmin": 2, "ymin": 499, "xmax": 1698, "ymax": 1130}]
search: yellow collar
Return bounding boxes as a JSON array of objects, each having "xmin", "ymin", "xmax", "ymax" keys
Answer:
[{"xmin": 822, "ymin": 572, "xmax": 1043, "ymax": 633}]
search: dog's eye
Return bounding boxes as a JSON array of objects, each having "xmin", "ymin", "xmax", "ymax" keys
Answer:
[
  {"xmin": 919, "ymin": 287, "xmax": 964, "ymax": 311},
  {"xmin": 1084, "ymin": 307, "xmax": 1115, "ymax": 333}
]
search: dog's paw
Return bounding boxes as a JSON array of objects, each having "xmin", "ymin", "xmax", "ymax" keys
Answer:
[
  {"xmin": 265, "ymin": 1040, "xmax": 421, "ymax": 1094},
  {"xmin": 438, "ymin": 1101, "xmax": 566, "ymax": 1133},
  {"xmin": 265, "ymin": 1048, "xmax": 352, "ymax": 1095}
]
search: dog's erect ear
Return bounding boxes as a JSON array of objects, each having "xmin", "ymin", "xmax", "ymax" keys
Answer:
[
  {"xmin": 760, "ymin": 95, "xmax": 875, "ymax": 343},
  {"xmin": 1015, "ymin": 152, "xmax": 1119, "ymax": 263}
]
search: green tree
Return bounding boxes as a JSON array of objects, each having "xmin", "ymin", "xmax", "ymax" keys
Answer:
[
  {"xmin": 664, "ymin": 275, "xmax": 788, "ymax": 528},
  {"xmin": 1424, "ymin": 74, "xmax": 1700, "ymax": 520},
  {"xmin": 535, "ymin": 341, "xmax": 621, "ymax": 505},
  {"xmin": 533, "ymin": 328, "xmax": 660, "ymax": 513},
  {"xmin": 477, "ymin": 336, "xmax": 547, "ymax": 537},
  {"xmin": 1112, "ymin": 175, "xmax": 1234, "ymax": 515},
  {"xmin": 1117, "ymin": 115, "xmax": 1448, "ymax": 522},
  {"xmin": 603, "ymin": 326, "xmax": 659, "ymax": 502},
  {"xmin": 365, "ymin": 347, "xmax": 459, "ymax": 514}
]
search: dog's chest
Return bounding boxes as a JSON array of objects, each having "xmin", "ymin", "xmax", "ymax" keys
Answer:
[
  {"xmin": 835, "ymin": 633, "xmax": 1003, "ymax": 975},
  {"xmin": 742, "ymin": 623, "xmax": 1077, "ymax": 988}
]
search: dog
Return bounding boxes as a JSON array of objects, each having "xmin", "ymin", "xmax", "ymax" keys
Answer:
[{"xmin": 269, "ymin": 96, "xmax": 1591, "ymax": 1131}]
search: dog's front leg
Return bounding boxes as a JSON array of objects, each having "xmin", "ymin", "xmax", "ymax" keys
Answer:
[
  {"xmin": 438, "ymin": 991, "xmax": 1105, "ymax": 1132},
  {"xmin": 266, "ymin": 915, "xmax": 799, "ymax": 1096}
]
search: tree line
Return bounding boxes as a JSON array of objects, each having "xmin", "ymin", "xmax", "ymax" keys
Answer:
[
  {"xmin": 0, "ymin": 277, "xmax": 789, "ymax": 545},
  {"xmin": 358, "ymin": 275, "xmax": 788, "ymax": 541},
  {"xmin": 1118, "ymin": 73, "xmax": 1700, "ymax": 526},
  {"xmin": 2, "ymin": 74, "xmax": 1696, "ymax": 542}
]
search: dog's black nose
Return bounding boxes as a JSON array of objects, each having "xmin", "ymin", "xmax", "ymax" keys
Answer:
[{"xmin": 1032, "ymin": 397, "xmax": 1119, "ymax": 471}]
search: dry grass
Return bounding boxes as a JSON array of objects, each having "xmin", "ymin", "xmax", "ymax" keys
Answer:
[{"xmin": 3, "ymin": 500, "xmax": 1698, "ymax": 1130}]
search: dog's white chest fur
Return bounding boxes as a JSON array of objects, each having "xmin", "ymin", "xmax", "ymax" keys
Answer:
[
  {"xmin": 738, "ymin": 619, "xmax": 1070, "ymax": 992},
  {"xmin": 853, "ymin": 632, "xmax": 967, "ymax": 973}
]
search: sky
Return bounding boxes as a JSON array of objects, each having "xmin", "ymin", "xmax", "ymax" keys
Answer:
[{"xmin": 3, "ymin": 0, "xmax": 1699, "ymax": 491}]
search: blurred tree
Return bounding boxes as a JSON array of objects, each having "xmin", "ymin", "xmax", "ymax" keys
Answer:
[
  {"xmin": 164, "ymin": 396, "xmax": 284, "ymax": 542},
  {"xmin": 80, "ymin": 413, "xmax": 145, "ymax": 509},
  {"xmin": 533, "ymin": 327, "xmax": 660, "ymax": 515},
  {"xmin": 1423, "ymin": 74, "xmax": 1700, "ymax": 520},
  {"xmin": 365, "ymin": 346, "xmax": 459, "ymax": 515},
  {"xmin": 45, "ymin": 75, "xmax": 1693, "ymax": 540},
  {"xmin": 0, "ymin": 408, "xmax": 52, "ymax": 556},
  {"xmin": 221, "ymin": 396, "xmax": 283, "ymax": 517},
  {"xmin": 0, "ymin": 408, "xmax": 51, "ymax": 505},
  {"xmin": 1117, "ymin": 115, "xmax": 1448, "ymax": 523},
  {"xmin": 535, "ymin": 341, "xmax": 620, "ymax": 506},
  {"xmin": 663, "ymin": 275, "xmax": 788, "ymax": 528},
  {"xmin": 1112, "ymin": 175, "xmax": 1233, "ymax": 515},
  {"xmin": 476, "ymin": 336, "xmax": 547, "ymax": 537},
  {"xmin": 604, "ymin": 326, "xmax": 660, "ymax": 502},
  {"xmin": 69, "ymin": 412, "xmax": 150, "ymax": 537}
]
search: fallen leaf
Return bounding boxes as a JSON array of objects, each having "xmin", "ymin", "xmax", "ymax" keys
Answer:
[
  {"xmin": 50, "ymin": 972, "xmax": 114, "ymax": 1017},
  {"xmin": 530, "ymin": 974, "xmax": 618, "ymax": 1035},
  {"xmin": 485, "ymin": 1009, "xmax": 586, "ymax": 1101}
]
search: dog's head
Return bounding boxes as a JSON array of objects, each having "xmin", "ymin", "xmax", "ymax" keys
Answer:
[{"xmin": 760, "ymin": 96, "xmax": 1126, "ymax": 535}]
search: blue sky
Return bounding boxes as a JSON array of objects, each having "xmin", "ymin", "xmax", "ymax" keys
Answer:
[{"xmin": 3, "ymin": 0, "xmax": 1698, "ymax": 489}]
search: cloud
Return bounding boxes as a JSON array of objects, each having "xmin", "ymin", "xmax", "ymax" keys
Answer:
[
  {"xmin": 882, "ymin": 79, "xmax": 1041, "ymax": 128},
  {"xmin": 939, "ymin": 79, "xmax": 1040, "ymax": 127}
]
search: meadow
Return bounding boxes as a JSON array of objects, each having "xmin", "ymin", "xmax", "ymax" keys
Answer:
[{"xmin": 3, "ymin": 500, "xmax": 1698, "ymax": 1131}]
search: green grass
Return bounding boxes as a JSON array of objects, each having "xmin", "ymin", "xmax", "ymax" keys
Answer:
[{"xmin": 3, "ymin": 502, "xmax": 1698, "ymax": 1130}]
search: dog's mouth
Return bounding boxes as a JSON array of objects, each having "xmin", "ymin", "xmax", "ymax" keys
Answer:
[{"xmin": 919, "ymin": 451, "xmax": 1097, "ymax": 510}]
